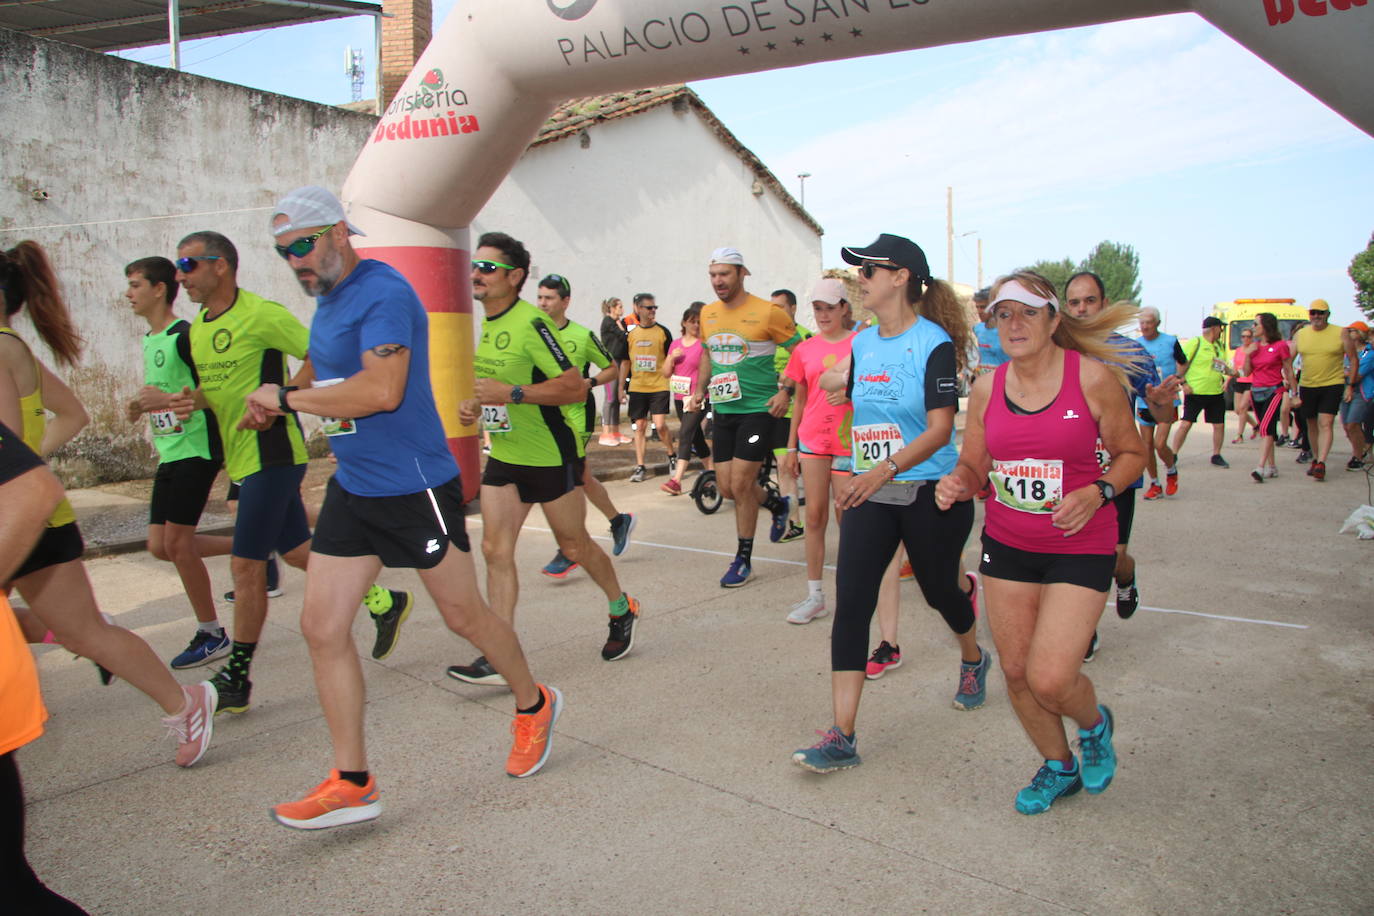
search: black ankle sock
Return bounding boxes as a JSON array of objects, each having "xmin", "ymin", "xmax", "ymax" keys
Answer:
[
  {"xmin": 737, "ymin": 537, "xmax": 754, "ymax": 564},
  {"xmin": 338, "ymin": 770, "xmax": 369, "ymax": 787},
  {"xmin": 225, "ymin": 641, "xmax": 256, "ymax": 681},
  {"xmin": 517, "ymin": 690, "xmax": 546, "ymax": 716}
]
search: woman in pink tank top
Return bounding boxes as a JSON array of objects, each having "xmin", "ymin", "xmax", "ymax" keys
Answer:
[{"xmin": 935, "ymin": 271, "xmax": 1146, "ymax": 816}]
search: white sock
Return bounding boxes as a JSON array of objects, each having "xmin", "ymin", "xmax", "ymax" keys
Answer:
[
  {"xmin": 1148, "ymin": 477, "xmax": 1160, "ymax": 487},
  {"xmin": 808, "ymin": 580, "xmax": 823, "ymax": 598},
  {"xmin": 198, "ymin": 619, "xmax": 223, "ymax": 635}
]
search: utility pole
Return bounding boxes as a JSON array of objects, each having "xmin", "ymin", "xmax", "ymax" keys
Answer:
[
  {"xmin": 946, "ymin": 186, "xmax": 954, "ymax": 282},
  {"xmin": 798, "ymin": 172, "xmax": 812, "ymax": 209},
  {"xmin": 977, "ymin": 237, "xmax": 984, "ymax": 290}
]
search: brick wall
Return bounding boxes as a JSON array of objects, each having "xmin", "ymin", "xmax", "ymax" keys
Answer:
[{"xmin": 381, "ymin": 0, "xmax": 432, "ymax": 111}]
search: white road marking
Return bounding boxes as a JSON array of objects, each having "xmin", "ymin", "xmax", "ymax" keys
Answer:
[{"xmin": 1139, "ymin": 606, "xmax": 1308, "ymax": 629}]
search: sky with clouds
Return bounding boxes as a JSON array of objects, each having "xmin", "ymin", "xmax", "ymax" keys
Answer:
[{"xmin": 111, "ymin": 5, "xmax": 1373, "ymax": 329}]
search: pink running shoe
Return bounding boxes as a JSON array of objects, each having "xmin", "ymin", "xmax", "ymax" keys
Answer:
[{"xmin": 164, "ymin": 681, "xmax": 216, "ymax": 767}]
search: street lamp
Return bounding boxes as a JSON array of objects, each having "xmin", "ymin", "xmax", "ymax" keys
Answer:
[{"xmin": 797, "ymin": 172, "xmax": 812, "ymax": 209}]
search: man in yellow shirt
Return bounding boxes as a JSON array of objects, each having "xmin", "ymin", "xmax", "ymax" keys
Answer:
[
  {"xmin": 1294, "ymin": 299, "xmax": 1347, "ymax": 480},
  {"xmin": 619, "ymin": 292, "xmax": 675, "ymax": 482}
]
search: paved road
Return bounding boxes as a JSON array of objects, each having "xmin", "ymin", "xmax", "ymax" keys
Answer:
[{"xmin": 15, "ymin": 437, "xmax": 1374, "ymax": 915}]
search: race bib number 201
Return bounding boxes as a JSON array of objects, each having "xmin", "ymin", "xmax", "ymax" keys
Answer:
[
  {"xmin": 708, "ymin": 372, "xmax": 741, "ymax": 403},
  {"xmin": 852, "ymin": 423, "xmax": 904, "ymax": 473},
  {"xmin": 990, "ymin": 458, "xmax": 1064, "ymax": 514}
]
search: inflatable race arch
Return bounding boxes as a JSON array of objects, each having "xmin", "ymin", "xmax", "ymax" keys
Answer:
[{"xmin": 342, "ymin": 0, "xmax": 1373, "ymax": 500}]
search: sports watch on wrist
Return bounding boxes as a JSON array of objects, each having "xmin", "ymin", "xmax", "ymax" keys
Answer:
[
  {"xmin": 1092, "ymin": 479, "xmax": 1116, "ymax": 503},
  {"xmin": 510, "ymin": 385, "xmax": 524, "ymax": 404},
  {"xmin": 278, "ymin": 385, "xmax": 297, "ymax": 414},
  {"xmin": 884, "ymin": 458, "xmax": 900, "ymax": 476}
]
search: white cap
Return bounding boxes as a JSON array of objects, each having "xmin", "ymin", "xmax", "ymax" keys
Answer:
[
  {"xmin": 271, "ymin": 185, "xmax": 366, "ymax": 238},
  {"xmin": 809, "ymin": 278, "xmax": 847, "ymax": 305},
  {"xmin": 993, "ymin": 279, "xmax": 1058, "ymax": 311},
  {"xmin": 709, "ymin": 246, "xmax": 749, "ymax": 275}
]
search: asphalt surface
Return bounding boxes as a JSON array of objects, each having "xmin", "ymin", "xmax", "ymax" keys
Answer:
[{"xmin": 14, "ymin": 428, "xmax": 1374, "ymax": 915}]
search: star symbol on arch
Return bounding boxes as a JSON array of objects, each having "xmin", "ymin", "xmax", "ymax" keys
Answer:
[
  {"xmin": 821, "ymin": 32, "xmax": 834, "ymax": 42},
  {"xmin": 850, "ymin": 27, "xmax": 863, "ymax": 38},
  {"xmin": 765, "ymin": 41, "xmax": 778, "ymax": 51},
  {"xmin": 792, "ymin": 36, "xmax": 806, "ymax": 47},
  {"xmin": 738, "ymin": 46, "xmax": 750, "ymax": 55}
]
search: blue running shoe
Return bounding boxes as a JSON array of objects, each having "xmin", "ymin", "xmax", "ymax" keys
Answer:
[
  {"xmin": 768, "ymin": 495, "xmax": 792, "ymax": 543},
  {"xmin": 720, "ymin": 556, "xmax": 751, "ymax": 588},
  {"xmin": 1015, "ymin": 760, "xmax": 1082, "ymax": 814},
  {"xmin": 170, "ymin": 628, "xmax": 231, "ymax": 670},
  {"xmin": 1077, "ymin": 705, "xmax": 1116, "ymax": 793},
  {"xmin": 792, "ymin": 726, "xmax": 861, "ymax": 773},
  {"xmin": 609, "ymin": 513, "xmax": 636, "ymax": 557},
  {"xmin": 541, "ymin": 551, "xmax": 579, "ymax": 579},
  {"xmin": 953, "ymin": 646, "xmax": 990, "ymax": 711},
  {"xmin": 224, "ymin": 555, "xmax": 283, "ymax": 602}
]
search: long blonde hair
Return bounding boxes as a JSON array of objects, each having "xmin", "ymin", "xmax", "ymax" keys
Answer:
[
  {"xmin": 909, "ymin": 277, "xmax": 972, "ymax": 375},
  {"xmin": 990, "ymin": 272, "xmax": 1147, "ymax": 389}
]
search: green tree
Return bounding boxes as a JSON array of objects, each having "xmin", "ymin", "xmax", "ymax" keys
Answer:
[
  {"xmin": 1349, "ymin": 233, "xmax": 1374, "ymax": 320},
  {"xmin": 1023, "ymin": 257, "xmax": 1077, "ymax": 298},
  {"xmin": 1080, "ymin": 240, "xmax": 1143, "ymax": 305}
]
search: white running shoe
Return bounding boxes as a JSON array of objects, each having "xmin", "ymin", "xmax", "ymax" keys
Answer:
[
  {"xmin": 1264, "ymin": 466, "xmax": 1278, "ymax": 478},
  {"xmin": 786, "ymin": 593, "xmax": 828, "ymax": 625}
]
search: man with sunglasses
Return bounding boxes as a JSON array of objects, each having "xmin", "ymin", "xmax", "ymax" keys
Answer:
[
  {"xmin": 170, "ymin": 229, "xmax": 408, "ymax": 717},
  {"xmin": 450, "ymin": 231, "xmax": 641, "ymax": 685},
  {"xmin": 234, "ymin": 188, "xmax": 562, "ymax": 829},
  {"xmin": 534, "ymin": 273, "xmax": 636, "ymax": 579},
  {"xmin": 688, "ymin": 247, "xmax": 800, "ymax": 588},
  {"xmin": 620, "ymin": 292, "xmax": 676, "ymax": 483},
  {"xmin": 1294, "ymin": 299, "xmax": 1348, "ymax": 480}
]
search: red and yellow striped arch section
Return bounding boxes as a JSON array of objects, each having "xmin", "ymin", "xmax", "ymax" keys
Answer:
[{"xmin": 354, "ymin": 241, "xmax": 480, "ymax": 504}]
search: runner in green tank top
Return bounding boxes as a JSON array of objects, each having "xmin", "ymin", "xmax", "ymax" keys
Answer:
[
  {"xmin": 123, "ymin": 256, "xmax": 234, "ymax": 670},
  {"xmin": 533, "ymin": 274, "xmax": 636, "ymax": 580}
]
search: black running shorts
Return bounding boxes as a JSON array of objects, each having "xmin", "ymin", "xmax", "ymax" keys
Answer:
[
  {"xmin": 711, "ymin": 411, "xmax": 783, "ymax": 463},
  {"xmin": 978, "ymin": 532, "xmax": 1115, "ymax": 593},
  {"xmin": 149, "ymin": 456, "xmax": 221, "ymax": 527},
  {"xmin": 1299, "ymin": 384, "xmax": 1343, "ymax": 419},
  {"xmin": 10, "ymin": 522, "xmax": 84, "ymax": 582},
  {"xmin": 481, "ymin": 456, "xmax": 583, "ymax": 504},
  {"xmin": 1113, "ymin": 489, "xmax": 1136, "ymax": 547},
  {"xmin": 1182, "ymin": 393, "xmax": 1226, "ymax": 424},
  {"xmin": 312, "ymin": 474, "xmax": 470, "ymax": 568},
  {"xmin": 627, "ymin": 390, "xmax": 671, "ymax": 421}
]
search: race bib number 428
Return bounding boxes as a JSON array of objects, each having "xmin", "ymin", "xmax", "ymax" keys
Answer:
[{"xmin": 990, "ymin": 458, "xmax": 1064, "ymax": 514}]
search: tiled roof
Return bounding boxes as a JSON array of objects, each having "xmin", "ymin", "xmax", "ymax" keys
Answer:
[{"xmin": 531, "ymin": 85, "xmax": 821, "ymax": 237}]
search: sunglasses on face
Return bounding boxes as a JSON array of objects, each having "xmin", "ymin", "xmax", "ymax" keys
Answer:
[
  {"xmin": 638, "ymin": 304, "xmax": 658, "ymax": 311},
  {"xmin": 473, "ymin": 259, "xmax": 515, "ymax": 274},
  {"xmin": 174, "ymin": 255, "xmax": 221, "ymax": 273},
  {"xmin": 1309, "ymin": 310, "xmax": 1328, "ymax": 316},
  {"xmin": 858, "ymin": 262, "xmax": 900, "ymax": 279},
  {"xmin": 274, "ymin": 224, "xmax": 336, "ymax": 260}
]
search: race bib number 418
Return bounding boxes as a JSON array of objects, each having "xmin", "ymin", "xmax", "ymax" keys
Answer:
[{"xmin": 990, "ymin": 458, "xmax": 1064, "ymax": 514}]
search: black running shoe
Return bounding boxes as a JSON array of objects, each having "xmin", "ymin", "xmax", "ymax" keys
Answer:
[
  {"xmin": 602, "ymin": 597, "xmax": 640, "ymax": 661},
  {"xmin": 209, "ymin": 669, "xmax": 252, "ymax": 715},
  {"xmin": 446, "ymin": 655, "xmax": 508, "ymax": 686},
  {"xmin": 1115, "ymin": 582, "xmax": 1139, "ymax": 620},
  {"xmin": 370, "ymin": 589, "xmax": 413, "ymax": 661},
  {"xmin": 1083, "ymin": 630, "xmax": 1099, "ymax": 663},
  {"xmin": 96, "ymin": 662, "xmax": 116, "ymax": 686}
]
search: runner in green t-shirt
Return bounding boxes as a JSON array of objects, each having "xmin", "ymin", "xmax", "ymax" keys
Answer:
[
  {"xmin": 770, "ymin": 288, "xmax": 811, "ymax": 543},
  {"xmin": 449, "ymin": 232, "xmax": 641, "ymax": 686},
  {"xmin": 533, "ymin": 274, "xmax": 636, "ymax": 580},
  {"xmin": 122, "ymin": 256, "xmax": 233, "ymax": 670},
  {"xmin": 169, "ymin": 230, "xmax": 407, "ymax": 714},
  {"xmin": 1169, "ymin": 316, "xmax": 1233, "ymax": 471}
]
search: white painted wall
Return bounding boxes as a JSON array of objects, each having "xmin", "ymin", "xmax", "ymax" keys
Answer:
[{"xmin": 473, "ymin": 102, "xmax": 823, "ymax": 337}]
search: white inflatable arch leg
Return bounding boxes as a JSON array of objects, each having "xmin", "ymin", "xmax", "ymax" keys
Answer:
[{"xmin": 343, "ymin": 0, "xmax": 1372, "ymax": 500}]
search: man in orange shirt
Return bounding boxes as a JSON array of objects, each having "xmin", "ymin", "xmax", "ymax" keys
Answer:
[{"xmin": 0, "ymin": 420, "xmax": 90, "ymax": 913}]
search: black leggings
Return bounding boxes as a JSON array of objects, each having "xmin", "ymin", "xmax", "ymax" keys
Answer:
[
  {"xmin": 831, "ymin": 483, "xmax": 976, "ymax": 671},
  {"xmin": 674, "ymin": 400, "xmax": 711, "ymax": 461},
  {"xmin": 1, "ymin": 753, "xmax": 88, "ymax": 915}
]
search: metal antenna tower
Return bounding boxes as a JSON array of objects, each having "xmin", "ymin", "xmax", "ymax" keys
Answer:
[{"xmin": 345, "ymin": 46, "xmax": 365, "ymax": 103}]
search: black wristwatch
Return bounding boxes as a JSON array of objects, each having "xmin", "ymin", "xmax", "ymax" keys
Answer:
[
  {"xmin": 1092, "ymin": 479, "xmax": 1115, "ymax": 503},
  {"xmin": 278, "ymin": 385, "xmax": 297, "ymax": 414},
  {"xmin": 510, "ymin": 385, "xmax": 524, "ymax": 404}
]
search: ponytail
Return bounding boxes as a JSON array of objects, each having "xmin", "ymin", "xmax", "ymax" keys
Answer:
[
  {"xmin": 2, "ymin": 241, "xmax": 83, "ymax": 367},
  {"xmin": 909, "ymin": 276, "xmax": 972, "ymax": 375}
]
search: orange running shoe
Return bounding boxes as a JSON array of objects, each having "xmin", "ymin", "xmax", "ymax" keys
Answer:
[
  {"xmin": 1142, "ymin": 483, "xmax": 1164, "ymax": 501},
  {"xmin": 272, "ymin": 770, "xmax": 381, "ymax": 830},
  {"xmin": 507, "ymin": 684, "xmax": 564, "ymax": 778},
  {"xmin": 898, "ymin": 561, "xmax": 914, "ymax": 581},
  {"xmin": 1164, "ymin": 472, "xmax": 1179, "ymax": 496}
]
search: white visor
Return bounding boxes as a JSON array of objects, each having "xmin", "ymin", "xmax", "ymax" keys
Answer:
[{"xmin": 993, "ymin": 279, "xmax": 1058, "ymax": 311}]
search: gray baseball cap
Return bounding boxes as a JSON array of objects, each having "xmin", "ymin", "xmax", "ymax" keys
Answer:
[{"xmin": 270, "ymin": 185, "xmax": 365, "ymax": 237}]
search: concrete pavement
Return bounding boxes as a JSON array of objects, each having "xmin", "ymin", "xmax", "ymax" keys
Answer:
[{"xmin": 14, "ymin": 434, "xmax": 1374, "ymax": 915}]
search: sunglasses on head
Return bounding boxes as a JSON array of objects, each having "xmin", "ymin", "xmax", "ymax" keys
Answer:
[
  {"xmin": 473, "ymin": 259, "xmax": 516, "ymax": 274},
  {"xmin": 858, "ymin": 262, "xmax": 900, "ymax": 279},
  {"xmin": 541, "ymin": 274, "xmax": 570, "ymax": 296},
  {"xmin": 175, "ymin": 255, "xmax": 221, "ymax": 273},
  {"xmin": 274, "ymin": 224, "xmax": 336, "ymax": 260}
]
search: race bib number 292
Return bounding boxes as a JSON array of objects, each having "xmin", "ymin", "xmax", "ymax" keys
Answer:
[{"xmin": 708, "ymin": 372, "xmax": 741, "ymax": 403}]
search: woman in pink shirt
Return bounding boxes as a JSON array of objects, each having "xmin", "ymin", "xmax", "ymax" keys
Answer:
[
  {"xmin": 660, "ymin": 303, "xmax": 711, "ymax": 495},
  {"xmin": 780, "ymin": 279, "xmax": 855, "ymax": 624},
  {"xmin": 936, "ymin": 271, "xmax": 1146, "ymax": 815},
  {"xmin": 1242, "ymin": 312, "xmax": 1296, "ymax": 482}
]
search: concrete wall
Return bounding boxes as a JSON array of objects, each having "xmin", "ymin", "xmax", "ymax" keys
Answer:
[
  {"xmin": 473, "ymin": 102, "xmax": 823, "ymax": 336},
  {"xmin": 0, "ymin": 28, "xmax": 375, "ymax": 485}
]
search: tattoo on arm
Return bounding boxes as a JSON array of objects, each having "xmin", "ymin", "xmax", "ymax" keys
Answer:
[{"xmin": 370, "ymin": 344, "xmax": 408, "ymax": 358}]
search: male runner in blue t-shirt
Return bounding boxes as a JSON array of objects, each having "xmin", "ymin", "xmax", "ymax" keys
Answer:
[{"xmin": 243, "ymin": 186, "xmax": 562, "ymax": 831}]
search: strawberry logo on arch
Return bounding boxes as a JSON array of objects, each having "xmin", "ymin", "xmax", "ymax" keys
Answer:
[{"xmin": 548, "ymin": 0, "xmax": 598, "ymax": 20}]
